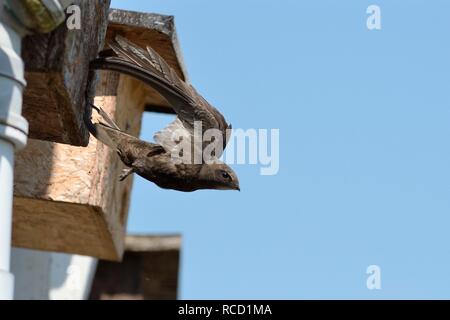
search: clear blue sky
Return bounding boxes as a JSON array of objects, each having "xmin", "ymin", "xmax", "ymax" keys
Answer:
[{"xmin": 112, "ymin": 0, "xmax": 450, "ymax": 299}]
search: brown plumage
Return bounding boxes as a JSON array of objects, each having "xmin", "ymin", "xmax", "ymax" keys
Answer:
[{"xmin": 85, "ymin": 36, "xmax": 239, "ymax": 192}]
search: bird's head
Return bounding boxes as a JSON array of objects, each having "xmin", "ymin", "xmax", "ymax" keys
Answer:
[{"xmin": 199, "ymin": 162, "xmax": 240, "ymax": 191}]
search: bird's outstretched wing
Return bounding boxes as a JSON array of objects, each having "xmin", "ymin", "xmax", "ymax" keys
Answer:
[{"xmin": 90, "ymin": 35, "xmax": 232, "ymax": 163}]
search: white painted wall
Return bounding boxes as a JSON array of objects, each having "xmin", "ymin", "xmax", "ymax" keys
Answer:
[{"xmin": 10, "ymin": 248, "xmax": 97, "ymax": 300}]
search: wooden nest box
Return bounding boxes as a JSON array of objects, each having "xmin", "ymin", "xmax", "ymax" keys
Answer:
[{"xmin": 12, "ymin": 4, "xmax": 186, "ymax": 261}]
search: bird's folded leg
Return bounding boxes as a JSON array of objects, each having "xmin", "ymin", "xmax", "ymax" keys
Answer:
[{"xmin": 119, "ymin": 167, "xmax": 134, "ymax": 181}]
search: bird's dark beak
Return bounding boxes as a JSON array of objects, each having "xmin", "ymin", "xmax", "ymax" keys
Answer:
[{"xmin": 236, "ymin": 186, "xmax": 240, "ymax": 192}]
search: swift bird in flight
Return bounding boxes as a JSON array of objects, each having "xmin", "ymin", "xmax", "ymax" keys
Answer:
[{"xmin": 85, "ymin": 36, "xmax": 239, "ymax": 192}]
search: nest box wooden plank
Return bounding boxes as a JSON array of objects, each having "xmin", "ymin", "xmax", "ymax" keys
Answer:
[
  {"xmin": 12, "ymin": 9, "xmax": 188, "ymax": 260},
  {"xmin": 21, "ymin": 0, "xmax": 111, "ymax": 146}
]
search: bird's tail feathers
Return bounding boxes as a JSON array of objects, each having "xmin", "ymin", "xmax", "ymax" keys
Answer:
[
  {"xmin": 84, "ymin": 104, "xmax": 136, "ymax": 149},
  {"xmin": 91, "ymin": 104, "xmax": 121, "ymax": 130}
]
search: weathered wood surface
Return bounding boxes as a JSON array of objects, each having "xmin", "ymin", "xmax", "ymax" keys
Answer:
[
  {"xmin": 12, "ymin": 72, "xmax": 146, "ymax": 260},
  {"xmin": 21, "ymin": 0, "xmax": 111, "ymax": 146},
  {"xmin": 89, "ymin": 235, "xmax": 181, "ymax": 300},
  {"xmin": 13, "ymin": 7, "xmax": 189, "ymax": 260},
  {"xmin": 21, "ymin": 6, "xmax": 187, "ymax": 146},
  {"xmin": 106, "ymin": 9, "xmax": 187, "ymax": 114}
]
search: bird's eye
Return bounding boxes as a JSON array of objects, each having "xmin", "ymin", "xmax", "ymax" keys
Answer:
[{"xmin": 221, "ymin": 171, "xmax": 231, "ymax": 180}]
